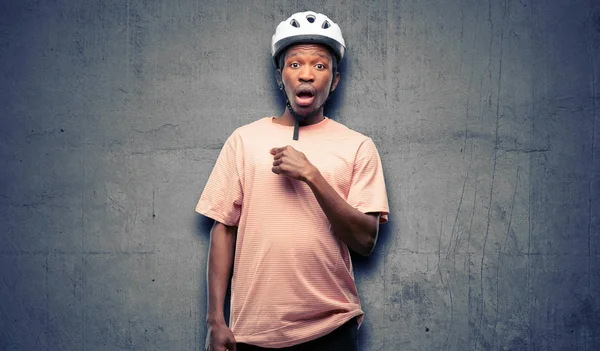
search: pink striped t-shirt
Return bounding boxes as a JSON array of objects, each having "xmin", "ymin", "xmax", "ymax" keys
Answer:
[{"xmin": 196, "ymin": 116, "xmax": 389, "ymax": 348}]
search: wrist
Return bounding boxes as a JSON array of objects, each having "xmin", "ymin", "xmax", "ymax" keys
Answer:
[
  {"xmin": 206, "ymin": 314, "xmax": 226, "ymax": 327},
  {"xmin": 302, "ymin": 165, "xmax": 320, "ymax": 184}
]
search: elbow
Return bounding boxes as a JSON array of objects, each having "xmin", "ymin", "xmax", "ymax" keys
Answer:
[
  {"xmin": 358, "ymin": 218, "xmax": 379, "ymax": 257},
  {"xmin": 356, "ymin": 232, "xmax": 377, "ymax": 257},
  {"xmin": 358, "ymin": 246, "xmax": 374, "ymax": 258}
]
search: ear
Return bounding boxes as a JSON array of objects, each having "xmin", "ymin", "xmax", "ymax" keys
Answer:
[
  {"xmin": 330, "ymin": 71, "xmax": 341, "ymax": 92},
  {"xmin": 276, "ymin": 69, "xmax": 284, "ymax": 90}
]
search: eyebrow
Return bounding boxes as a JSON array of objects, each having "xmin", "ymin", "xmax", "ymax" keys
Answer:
[{"xmin": 285, "ymin": 51, "xmax": 331, "ymax": 61}]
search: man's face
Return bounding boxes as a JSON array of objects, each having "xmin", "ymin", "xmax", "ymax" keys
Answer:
[{"xmin": 279, "ymin": 43, "xmax": 340, "ymax": 117}]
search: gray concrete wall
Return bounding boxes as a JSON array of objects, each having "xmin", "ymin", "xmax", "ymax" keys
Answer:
[{"xmin": 1, "ymin": 0, "xmax": 598, "ymax": 350}]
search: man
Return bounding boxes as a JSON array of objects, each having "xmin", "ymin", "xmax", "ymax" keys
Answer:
[{"xmin": 197, "ymin": 11, "xmax": 389, "ymax": 351}]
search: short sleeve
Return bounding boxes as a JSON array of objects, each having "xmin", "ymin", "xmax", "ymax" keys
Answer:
[
  {"xmin": 346, "ymin": 138, "xmax": 390, "ymax": 224},
  {"xmin": 195, "ymin": 132, "xmax": 244, "ymax": 226}
]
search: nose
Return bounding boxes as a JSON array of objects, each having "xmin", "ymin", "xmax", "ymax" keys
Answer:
[{"xmin": 298, "ymin": 66, "xmax": 315, "ymax": 82}]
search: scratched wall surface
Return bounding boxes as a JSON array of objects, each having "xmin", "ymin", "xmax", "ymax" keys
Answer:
[{"xmin": 0, "ymin": 0, "xmax": 598, "ymax": 350}]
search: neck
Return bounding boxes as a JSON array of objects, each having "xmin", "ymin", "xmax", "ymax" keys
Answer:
[{"xmin": 276, "ymin": 107, "xmax": 325, "ymax": 127}]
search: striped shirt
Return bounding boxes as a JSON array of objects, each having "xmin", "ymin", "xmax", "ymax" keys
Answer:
[{"xmin": 196, "ymin": 116, "xmax": 389, "ymax": 348}]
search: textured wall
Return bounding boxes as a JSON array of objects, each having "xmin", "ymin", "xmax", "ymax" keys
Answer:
[{"xmin": 1, "ymin": 0, "xmax": 599, "ymax": 350}]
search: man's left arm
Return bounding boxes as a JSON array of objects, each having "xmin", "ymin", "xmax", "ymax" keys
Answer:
[
  {"xmin": 270, "ymin": 145, "xmax": 384, "ymax": 257},
  {"xmin": 306, "ymin": 169, "xmax": 381, "ymax": 257}
]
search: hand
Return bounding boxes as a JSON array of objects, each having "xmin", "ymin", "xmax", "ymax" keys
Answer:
[
  {"xmin": 205, "ymin": 321, "xmax": 237, "ymax": 351},
  {"xmin": 270, "ymin": 145, "xmax": 317, "ymax": 182}
]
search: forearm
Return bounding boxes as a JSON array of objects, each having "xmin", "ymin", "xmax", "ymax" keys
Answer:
[
  {"xmin": 304, "ymin": 169, "xmax": 378, "ymax": 257},
  {"xmin": 206, "ymin": 221, "xmax": 236, "ymax": 326}
]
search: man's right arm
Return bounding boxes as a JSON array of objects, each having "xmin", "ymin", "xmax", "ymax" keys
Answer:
[
  {"xmin": 205, "ymin": 221, "xmax": 238, "ymax": 351},
  {"xmin": 206, "ymin": 221, "xmax": 237, "ymax": 326}
]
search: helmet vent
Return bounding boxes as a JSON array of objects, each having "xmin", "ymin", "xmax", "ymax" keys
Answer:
[
  {"xmin": 306, "ymin": 14, "xmax": 316, "ymax": 23},
  {"xmin": 322, "ymin": 20, "xmax": 330, "ymax": 29},
  {"xmin": 290, "ymin": 19, "xmax": 300, "ymax": 28}
]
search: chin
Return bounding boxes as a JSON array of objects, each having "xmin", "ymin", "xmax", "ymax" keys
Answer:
[
  {"xmin": 297, "ymin": 112, "xmax": 317, "ymax": 121},
  {"xmin": 293, "ymin": 105, "xmax": 321, "ymax": 119},
  {"xmin": 294, "ymin": 110, "xmax": 312, "ymax": 119}
]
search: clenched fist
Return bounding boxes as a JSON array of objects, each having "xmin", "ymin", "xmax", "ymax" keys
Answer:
[
  {"xmin": 205, "ymin": 321, "xmax": 236, "ymax": 351},
  {"xmin": 270, "ymin": 145, "xmax": 318, "ymax": 182}
]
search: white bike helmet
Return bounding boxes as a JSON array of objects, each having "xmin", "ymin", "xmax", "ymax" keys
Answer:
[{"xmin": 271, "ymin": 11, "xmax": 346, "ymax": 68}]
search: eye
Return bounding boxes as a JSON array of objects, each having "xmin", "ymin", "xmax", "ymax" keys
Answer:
[
  {"xmin": 315, "ymin": 64, "xmax": 326, "ymax": 70},
  {"xmin": 290, "ymin": 62, "xmax": 300, "ymax": 68}
]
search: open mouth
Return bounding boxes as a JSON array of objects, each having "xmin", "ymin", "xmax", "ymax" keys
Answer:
[{"xmin": 295, "ymin": 87, "xmax": 315, "ymax": 107}]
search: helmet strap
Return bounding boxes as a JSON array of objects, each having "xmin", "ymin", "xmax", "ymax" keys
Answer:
[{"xmin": 283, "ymin": 93, "xmax": 323, "ymax": 141}]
